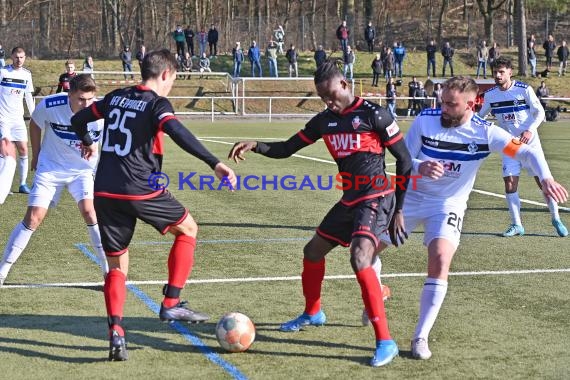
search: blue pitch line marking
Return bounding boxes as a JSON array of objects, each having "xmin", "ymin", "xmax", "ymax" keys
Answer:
[{"xmin": 75, "ymin": 243, "xmax": 248, "ymax": 380}]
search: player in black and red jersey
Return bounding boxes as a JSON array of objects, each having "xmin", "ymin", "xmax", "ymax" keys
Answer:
[
  {"xmin": 229, "ymin": 60, "xmax": 412, "ymax": 367},
  {"xmin": 71, "ymin": 49, "xmax": 237, "ymax": 361}
]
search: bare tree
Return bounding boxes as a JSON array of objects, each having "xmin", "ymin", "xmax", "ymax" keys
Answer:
[
  {"xmin": 39, "ymin": 1, "xmax": 50, "ymax": 57},
  {"xmin": 476, "ymin": 0, "xmax": 508, "ymax": 43},
  {"xmin": 515, "ymin": 0, "xmax": 527, "ymax": 76},
  {"xmin": 436, "ymin": 0, "xmax": 449, "ymax": 43}
]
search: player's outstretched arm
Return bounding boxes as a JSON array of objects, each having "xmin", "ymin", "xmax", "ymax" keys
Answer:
[
  {"xmin": 229, "ymin": 141, "xmax": 257, "ymax": 164},
  {"xmin": 214, "ymin": 162, "xmax": 237, "ymax": 191},
  {"xmin": 541, "ymin": 178, "xmax": 568, "ymax": 204}
]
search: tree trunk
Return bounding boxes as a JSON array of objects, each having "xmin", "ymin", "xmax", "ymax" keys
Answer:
[
  {"xmin": 310, "ymin": 0, "xmax": 317, "ymax": 51},
  {"xmin": 344, "ymin": 0, "xmax": 355, "ymax": 48},
  {"xmin": 323, "ymin": 0, "xmax": 329, "ymax": 49},
  {"xmin": 1, "ymin": 0, "xmax": 6, "ymax": 27},
  {"xmin": 515, "ymin": 0, "xmax": 527, "ymax": 76},
  {"xmin": 436, "ymin": 0, "xmax": 449, "ymax": 44},
  {"xmin": 483, "ymin": 10, "xmax": 494, "ymax": 44},
  {"xmin": 39, "ymin": 1, "xmax": 50, "ymax": 57},
  {"xmin": 364, "ymin": 0, "xmax": 372, "ymax": 23}
]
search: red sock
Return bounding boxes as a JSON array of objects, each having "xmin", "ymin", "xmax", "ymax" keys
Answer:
[
  {"xmin": 302, "ymin": 258, "xmax": 325, "ymax": 315},
  {"xmin": 104, "ymin": 268, "xmax": 127, "ymax": 336},
  {"xmin": 163, "ymin": 235, "xmax": 196, "ymax": 308},
  {"xmin": 356, "ymin": 266, "xmax": 391, "ymax": 341}
]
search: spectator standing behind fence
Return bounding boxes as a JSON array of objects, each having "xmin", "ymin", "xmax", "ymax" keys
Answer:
[
  {"xmin": 135, "ymin": 45, "xmax": 146, "ymax": 70},
  {"xmin": 198, "ymin": 27, "xmax": 207, "ymax": 57},
  {"xmin": 120, "ymin": 46, "xmax": 134, "ymax": 80},
  {"xmin": 557, "ymin": 40, "xmax": 568, "ymax": 76},
  {"xmin": 441, "ymin": 41, "xmax": 454, "ymax": 77},
  {"xmin": 364, "ymin": 21, "xmax": 376, "ymax": 53},
  {"xmin": 343, "ymin": 45, "xmax": 355, "ymax": 80},
  {"xmin": 426, "ymin": 39, "xmax": 437, "ymax": 78},
  {"xmin": 383, "ymin": 47, "xmax": 394, "ymax": 81},
  {"xmin": 248, "ymin": 40, "xmax": 262, "ymax": 77},
  {"xmin": 185, "ymin": 26, "xmax": 195, "ymax": 57},
  {"xmin": 266, "ymin": 41, "xmax": 279, "ymax": 78},
  {"xmin": 432, "ymin": 82, "xmax": 443, "ymax": 108},
  {"xmin": 476, "ymin": 40, "xmax": 489, "ymax": 79},
  {"xmin": 208, "ymin": 24, "xmax": 219, "ymax": 57},
  {"xmin": 543, "ymin": 35, "xmax": 556, "ymax": 71},
  {"xmin": 336, "ymin": 20, "xmax": 350, "ymax": 53},
  {"xmin": 488, "ymin": 41, "xmax": 500, "ymax": 67},
  {"xmin": 0, "ymin": 44, "xmax": 5, "ymax": 68},
  {"xmin": 371, "ymin": 53, "xmax": 382, "ymax": 87},
  {"xmin": 385, "ymin": 77, "xmax": 397, "ymax": 119},
  {"xmin": 82, "ymin": 56, "xmax": 94, "ymax": 78},
  {"xmin": 412, "ymin": 81, "xmax": 427, "ymax": 114},
  {"xmin": 528, "ymin": 40, "xmax": 537, "ymax": 77},
  {"xmin": 173, "ymin": 24, "xmax": 185, "ymax": 57},
  {"xmin": 393, "ymin": 42, "xmax": 406, "ymax": 78},
  {"xmin": 56, "ymin": 60, "xmax": 77, "ymax": 93},
  {"xmin": 407, "ymin": 76, "xmax": 419, "ymax": 116},
  {"xmin": 232, "ymin": 42, "xmax": 244, "ymax": 77},
  {"xmin": 286, "ymin": 44, "xmax": 298, "ymax": 77},
  {"xmin": 535, "ymin": 80, "xmax": 550, "ymax": 109},
  {"xmin": 274, "ymin": 25, "xmax": 285, "ymax": 55},
  {"xmin": 314, "ymin": 45, "xmax": 326, "ymax": 68}
]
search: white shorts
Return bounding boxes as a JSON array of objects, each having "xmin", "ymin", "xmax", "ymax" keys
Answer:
[
  {"xmin": 502, "ymin": 136, "xmax": 543, "ymax": 177},
  {"xmin": 381, "ymin": 192, "xmax": 466, "ymax": 248},
  {"xmin": 28, "ymin": 170, "xmax": 94, "ymax": 209},
  {"xmin": 0, "ymin": 119, "xmax": 28, "ymax": 142}
]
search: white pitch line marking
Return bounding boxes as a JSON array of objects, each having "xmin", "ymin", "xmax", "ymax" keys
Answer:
[
  {"xmin": 3, "ymin": 268, "xmax": 570, "ymax": 288},
  {"xmin": 199, "ymin": 137, "xmax": 568, "ymax": 211}
]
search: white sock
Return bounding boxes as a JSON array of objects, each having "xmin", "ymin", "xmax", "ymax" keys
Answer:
[
  {"xmin": 18, "ymin": 155, "xmax": 28, "ymax": 185},
  {"xmin": 0, "ymin": 222, "xmax": 35, "ymax": 279},
  {"xmin": 371, "ymin": 254, "xmax": 382, "ymax": 284},
  {"xmin": 544, "ymin": 194, "xmax": 560, "ymax": 221},
  {"xmin": 87, "ymin": 224, "xmax": 109, "ymax": 276},
  {"xmin": 413, "ymin": 277, "xmax": 448, "ymax": 340},
  {"xmin": 0, "ymin": 155, "xmax": 17, "ymax": 204},
  {"xmin": 505, "ymin": 192, "xmax": 522, "ymax": 226}
]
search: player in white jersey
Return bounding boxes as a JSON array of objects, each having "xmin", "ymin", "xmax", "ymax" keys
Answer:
[
  {"xmin": 0, "ymin": 74, "xmax": 108, "ymax": 286},
  {"xmin": 362, "ymin": 77, "xmax": 568, "ymax": 360},
  {"xmin": 479, "ymin": 57, "xmax": 567, "ymax": 237},
  {"xmin": 0, "ymin": 47, "xmax": 36, "ymax": 202}
]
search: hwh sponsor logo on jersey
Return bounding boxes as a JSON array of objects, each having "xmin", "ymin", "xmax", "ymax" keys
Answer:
[
  {"xmin": 440, "ymin": 160, "xmax": 462, "ymax": 178},
  {"xmin": 325, "ymin": 133, "xmax": 361, "ymax": 157}
]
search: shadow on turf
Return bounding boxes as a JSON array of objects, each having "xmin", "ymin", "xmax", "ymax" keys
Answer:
[
  {"xmin": 200, "ymin": 221, "xmax": 315, "ymax": 231},
  {"xmin": 0, "ymin": 315, "xmax": 219, "ymax": 362}
]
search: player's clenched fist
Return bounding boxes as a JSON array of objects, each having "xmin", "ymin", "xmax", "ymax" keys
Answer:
[{"xmin": 229, "ymin": 141, "xmax": 257, "ymax": 164}]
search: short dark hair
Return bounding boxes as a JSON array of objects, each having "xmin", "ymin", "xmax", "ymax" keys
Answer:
[
  {"xmin": 141, "ymin": 48, "xmax": 178, "ymax": 81},
  {"xmin": 11, "ymin": 46, "xmax": 25, "ymax": 55},
  {"xmin": 492, "ymin": 56, "xmax": 512, "ymax": 70},
  {"xmin": 69, "ymin": 74, "xmax": 97, "ymax": 93},
  {"xmin": 314, "ymin": 59, "xmax": 343, "ymax": 85},
  {"xmin": 442, "ymin": 76, "xmax": 479, "ymax": 96}
]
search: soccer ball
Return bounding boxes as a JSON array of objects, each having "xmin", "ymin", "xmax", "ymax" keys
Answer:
[{"xmin": 215, "ymin": 312, "xmax": 256, "ymax": 352}]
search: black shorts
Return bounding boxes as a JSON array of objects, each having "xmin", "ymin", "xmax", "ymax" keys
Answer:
[
  {"xmin": 94, "ymin": 191, "xmax": 188, "ymax": 255},
  {"xmin": 316, "ymin": 193, "xmax": 395, "ymax": 248}
]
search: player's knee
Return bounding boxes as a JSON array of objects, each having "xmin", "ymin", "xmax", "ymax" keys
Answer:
[
  {"xmin": 302, "ymin": 238, "xmax": 328, "ymax": 261},
  {"xmin": 173, "ymin": 214, "xmax": 198, "ymax": 237},
  {"xmin": 25, "ymin": 213, "xmax": 44, "ymax": 230},
  {"xmin": 349, "ymin": 239, "xmax": 375, "ymax": 271}
]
